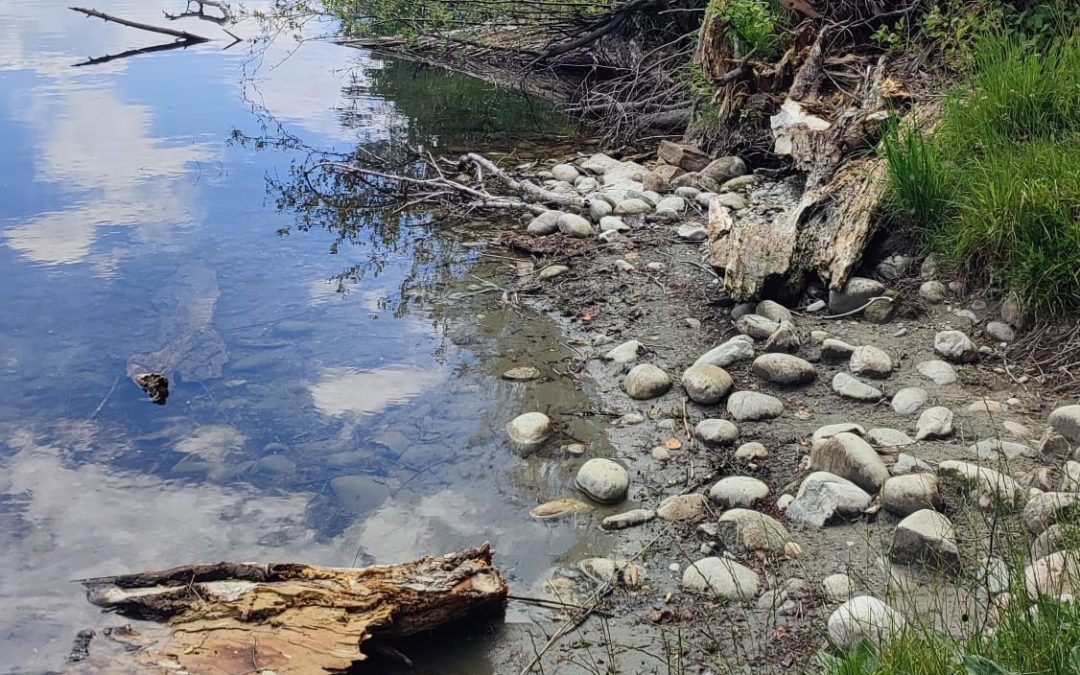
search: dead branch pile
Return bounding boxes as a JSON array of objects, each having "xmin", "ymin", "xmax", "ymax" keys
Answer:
[
  {"xmin": 77, "ymin": 544, "xmax": 507, "ymax": 673},
  {"xmin": 307, "ymin": 152, "xmax": 585, "ymax": 218}
]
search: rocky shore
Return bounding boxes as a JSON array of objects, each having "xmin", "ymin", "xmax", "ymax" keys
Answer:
[{"xmin": 491, "ymin": 146, "xmax": 1080, "ymax": 672}]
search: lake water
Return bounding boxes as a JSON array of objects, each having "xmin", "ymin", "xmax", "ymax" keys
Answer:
[{"xmin": 0, "ymin": 2, "xmax": 613, "ymax": 670}]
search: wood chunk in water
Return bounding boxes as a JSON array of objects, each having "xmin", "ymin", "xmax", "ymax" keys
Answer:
[{"xmin": 133, "ymin": 372, "xmax": 169, "ymax": 405}]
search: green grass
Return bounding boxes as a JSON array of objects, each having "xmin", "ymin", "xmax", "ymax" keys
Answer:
[
  {"xmin": 882, "ymin": 31, "xmax": 1080, "ymax": 315},
  {"xmin": 819, "ymin": 595, "xmax": 1080, "ymax": 675}
]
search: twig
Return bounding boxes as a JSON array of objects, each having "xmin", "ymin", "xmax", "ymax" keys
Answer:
[
  {"xmin": 89, "ymin": 376, "xmax": 121, "ymax": 420},
  {"xmin": 820, "ymin": 295, "xmax": 893, "ymax": 319},
  {"xmin": 70, "ymin": 7, "xmax": 211, "ymax": 43}
]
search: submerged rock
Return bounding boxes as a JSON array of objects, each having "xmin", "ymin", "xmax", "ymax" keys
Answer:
[{"xmin": 530, "ymin": 498, "xmax": 592, "ymax": 520}]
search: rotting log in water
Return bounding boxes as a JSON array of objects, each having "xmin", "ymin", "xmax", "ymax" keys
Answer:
[{"xmin": 79, "ymin": 544, "xmax": 507, "ymax": 674}]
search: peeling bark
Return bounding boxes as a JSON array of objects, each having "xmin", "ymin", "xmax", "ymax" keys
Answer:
[{"xmin": 79, "ymin": 544, "xmax": 507, "ymax": 674}]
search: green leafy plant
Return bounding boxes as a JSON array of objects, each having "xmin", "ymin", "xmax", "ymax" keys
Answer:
[{"xmin": 716, "ymin": 0, "xmax": 781, "ymax": 59}]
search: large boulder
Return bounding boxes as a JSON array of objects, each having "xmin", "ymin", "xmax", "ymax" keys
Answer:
[{"xmin": 810, "ymin": 432, "xmax": 889, "ymax": 493}]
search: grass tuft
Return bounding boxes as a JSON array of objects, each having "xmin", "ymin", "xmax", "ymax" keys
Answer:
[{"xmin": 882, "ymin": 31, "xmax": 1080, "ymax": 315}]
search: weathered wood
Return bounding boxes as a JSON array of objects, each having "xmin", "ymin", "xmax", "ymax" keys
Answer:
[
  {"xmin": 80, "ymin": 544, "xmax": 507, "ymax": 674},
  {"xmin": 70, "ymin": 7, "xmax": 210, "ymax": 43}
]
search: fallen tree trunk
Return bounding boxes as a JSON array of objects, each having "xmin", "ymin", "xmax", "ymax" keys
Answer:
[{"xmin": 79, "ymin": 544, "xmax": 507, "ymax": 674}]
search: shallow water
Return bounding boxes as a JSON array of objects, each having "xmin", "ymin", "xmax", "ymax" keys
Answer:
[{"xmin": 0, "ymin": 2, "xmax": 611, "ymax": 670}]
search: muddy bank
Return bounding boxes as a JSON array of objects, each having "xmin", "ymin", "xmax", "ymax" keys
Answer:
[{"xmin": 456, "ymin": 147, "xmax": 1079, "ymax": 673}]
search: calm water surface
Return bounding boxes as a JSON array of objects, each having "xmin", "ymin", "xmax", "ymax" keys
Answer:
[{"xmin": 0, "ymin": 2, "xmax": 611, "ymax": 670}]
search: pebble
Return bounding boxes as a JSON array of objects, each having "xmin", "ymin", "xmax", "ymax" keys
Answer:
[
  {"xmin": 787, "ymin": 472, "xmax": 872, "ymax": 527},
  {"xmin": 530, "ymin": 498, "xmax": 592, "ymax": 520},
  {"xmin": 934, "ymin": 330, "xmax": 979, "ymax": 364},
  {"xmin": 821, "ymin": 338, "xmax": 857, "ymax": 362},
  {"xmin": 589, "ymin": 199, "xmax": 613, "ymax": 221},
  {"xmin": 890, "ymin": 509, "xmax": 960, "ymax": 570},
  {"xmin": 651, "ymin": 446, "xmax": 671, "ymax": 461},
  {"xmin": 813, "ymin": 423, "xmax": 866, "ymax": 440},
  {"xmin": 599, "ymin": 215, "xmax": 629, "ymax": 232},
  {"xmin": 681, "ymin": 364, "xmax": 734, "ymax": 405},
  {"xmin": 694, "ymin": 336, "xmax": 755, "ymax": 368},
  {"xmin": 714, "ymin": 192, "xmax": 749, "ymax": 210},
  {"xmin": 1049, "ymin": 405, "xmax": 1080, "ymax": 442},
  {"xmin": 717, "ymin": 508, "xmax": 790, "ymax": 553},
  {"xmin": 777, "ymin": 494, "xmax": 794, "ymax": 510},
  {"xmin": 676, "ymin": 224, "xmax": 708, "ymax": 242},
  {"xmin": 695, "ymin": 418, "xmax": 740, "ymax": 445},
  {"xmin": 614, "ymin": 198, "xmax": 652, "ymax": 215},
  {"xmin": 985, "ymin": 320, "xmax": 1016, "ymax": 343},
  {"xmin": 882, "ymin": 474, "xmax": 941, "ymax": 516},
  {"xmin": 506, "ymin": 412, "xmax": 553, "ymax": 447},
  {"xmin": 752, "ymin": 354, "xmax": 817, "ymax": 385},
  {"xmin": 674, "ymin": 186, "xmax": 701, "ymax": 200},
  {"xmin": 604, "ymin": 339, "xmax": 643, "ymax": 363},
  {"xmin": 538, "ymin": 264, "xmax": 570, "ymax": 281},
  {"xmin": 755, "ymin": 300, "xmax": 793, "ymax": 323},
  {"xmin": 763, "ymin": 321, "xmax": 800, "ymax": 353},
  {"xmin": 527, "ymin": 210, "xmax": 563, "ymax": 235},
  {"xmin": 623, "ymin": 364, "xmax": 672, "ymax": 400},
  {"xmin": 919, "ymin": 280, "xmax": 947, "ymax": 304},
  {"xmin": 681, "ymin": 557, "xmax": 760, "ymax": 600},
  {"xmin": 867, "ymin": 427, "xmax": 913, "ymax": 448},
  {"xmin": 601, "ymin": 508, "xmax": 656, "ymax": 530},
  {"xmin": 654, "ymin": 195, "xmax": 686, "ymax": 214},
  {"xmin": 1024, "ymin": 551, "xmax": 1080, "ymax": 599},
  {"xmin": 551, "ymin": 163, "xmax": 581, "ymax": 183},
  {"xmin": 575, "ymin": 458, "xmax": 630, "ymax": 504},
  {"xmin": 937, "ymin": 460, "xmax": 1023, "ymax": 504},
  {"xmin": 563, "ymin": 443, "xmax": 587, "ymax": 455},
  {"xmin": 735, "ymin": 442, "xmax": 769, "ymax": 460},
  {"xmin": 917, "ymin": 359, "xmax": 959, "ymax": 385},
  {"xmin": 578, "ymin": 558, "xmax": 646, "ymax": 588},
  {"xmin": 828, "ymin": 277, "xmax": 885, "ymax": 314},
  {"xmin": 849, "ymin": 345, "xmax": 893, "ymax": 378},
  {"xmin": 893, "ymin": 453, "xmax": 934, "ymax": 475},
  {"xmin": 614, "ymin": 259, "xmax": 635, "ymax": 272},
  {"xmin": 891, "ymin": 387, "xmax": 928, "ymax": 415},
  {"xmin": 810, "ymin": 432, "xmax": 890, "ymax": 492},
  {"xmin": 557, "ymin": 213, "xmax": 594, "ymax": 238},
  {"xmin": 657, "ymin": 493, "xmax": 709, "ymax": 521},
  {"xmin": 832, "ymin": 372, "xmax": 884, "ymax": 401},
  {"xmin": 970, "ymin": 439, "xmax": 1033, "ymax": 461},
  {"xmin": 709, "ymin": 476, "xmax": 770, "ymax": 508},
  {"xmin": 502, "ymin": 366, "xmax": 542, "ymax": 381},
  {"xmin": 828, "ymin": 596, "xmax": 906, "ymax": 649},
  {"xmin": 737, "ymin": 314, "xmax": 781, "ymax": 340},
  {"xmin": 822, "ymin": 574, "xmax": 855, "ymax": 602},
  {"xmin": 726, "ymin": 391, "xmax": 784, "ymax": 421},
  {"xmin": 1022, "ymin": 492, "xmax": 1080, "ymax": 534},
  {"xmin": 915, "ymin": 406, "xmax": 954, "ymax": 440}
]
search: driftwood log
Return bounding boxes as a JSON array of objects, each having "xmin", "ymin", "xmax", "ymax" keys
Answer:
[{"xmin": 79, "ymin": 544, "xmax": 507, "ymax": 674}]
